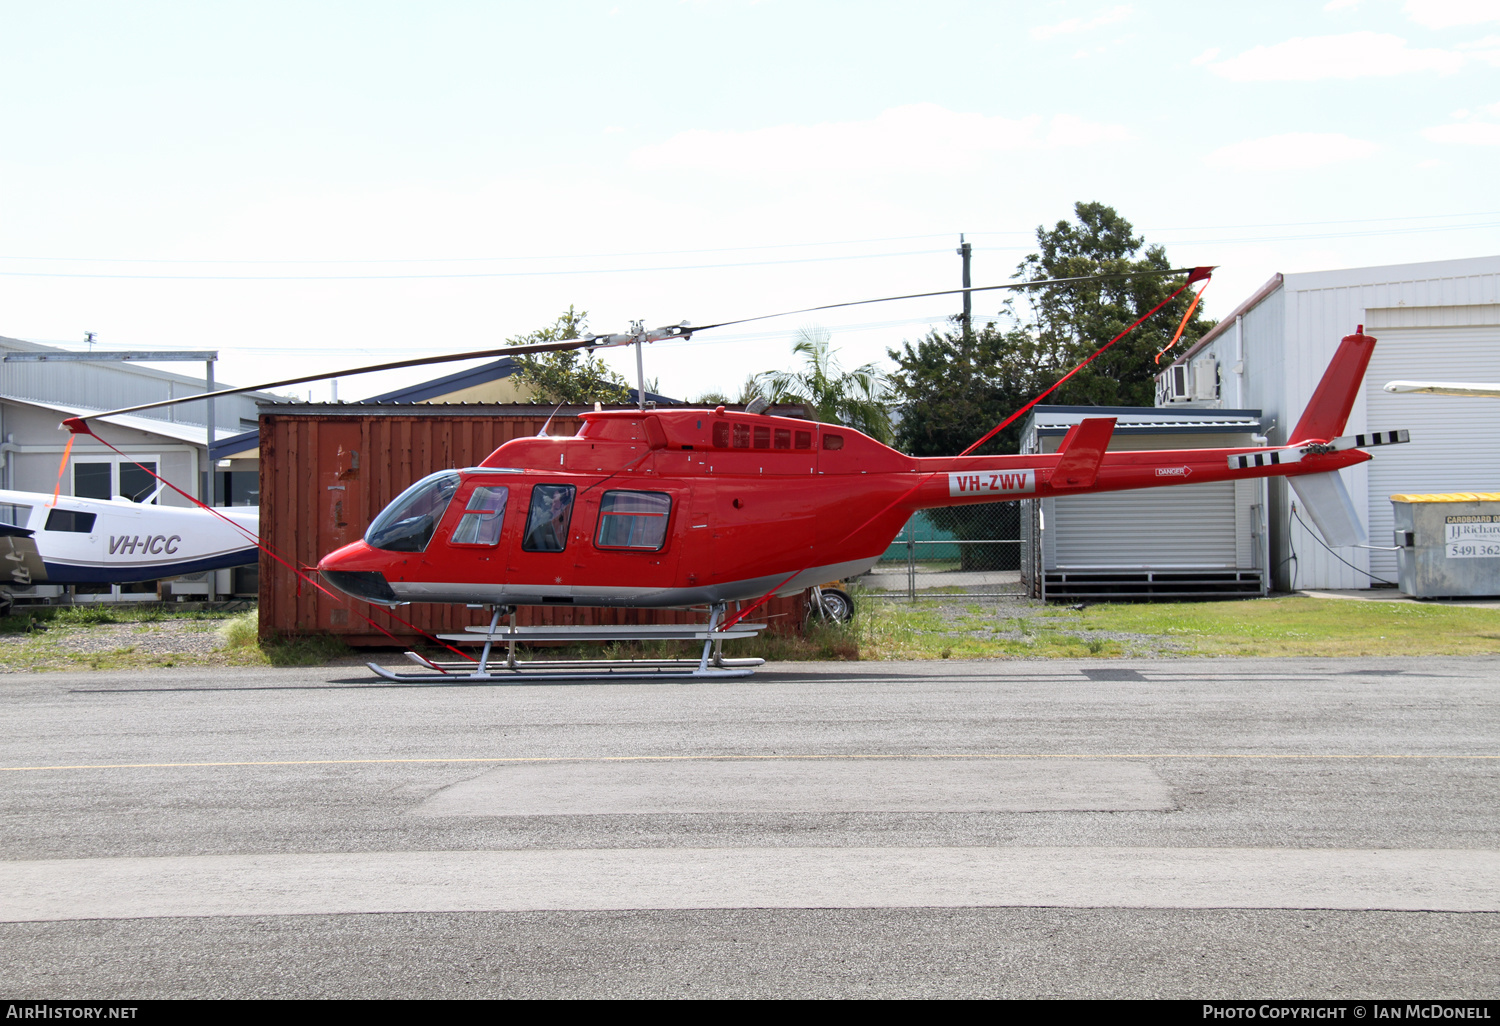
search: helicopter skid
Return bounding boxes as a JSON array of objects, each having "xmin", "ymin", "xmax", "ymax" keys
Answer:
[{"xmin": 366, "ymin": 652, "xmax": 763, "ymax": 684}]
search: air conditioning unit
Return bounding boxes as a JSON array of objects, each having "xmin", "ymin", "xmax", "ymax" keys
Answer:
[
  {"xmin": 1193, "ymin": 359, "xmax": 1220, "ymax": 401},
  {"xmin": 1166, "ymin": 363, "xmax": 1191, "ymax": 402}
]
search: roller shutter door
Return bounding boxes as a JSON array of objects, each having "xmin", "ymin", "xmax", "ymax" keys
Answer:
[
  {"xmin": 1365, "ymin": 324, "xmax": 1500, "ymax": 579},
  {"xmin": 1050, "ymin": 481, "xmax": 1238, "ymax": 568}
]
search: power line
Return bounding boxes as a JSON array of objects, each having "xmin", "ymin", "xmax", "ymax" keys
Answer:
[
  {"xmin": 0, "ymin": 247, "xmax": 950, "ymax": 281},
  {"xmin": 2, "ymin": 209, "xmax": 1496, "ymax": 269}
]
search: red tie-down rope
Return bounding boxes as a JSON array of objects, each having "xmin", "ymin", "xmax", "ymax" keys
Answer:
[
  {"xmin": 719, "ymin": 268, "xmax": 1212, "ymax": 631},
  {"xmin": 58, "ymin": 418, "xmax": 477, "ymax": 668}
]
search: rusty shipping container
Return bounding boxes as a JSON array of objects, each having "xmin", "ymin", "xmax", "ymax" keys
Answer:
[{"xmin": 257, "ymin": 404, "xmax": 811, "ymax": 644}]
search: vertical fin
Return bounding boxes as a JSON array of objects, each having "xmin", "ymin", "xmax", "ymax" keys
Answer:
[
  {"xmin": 1289, "ymin": 327, "xmax": 1377, "ymax": 443},
  {"xmin": 1289, "ymin": 471, "xmax": 1367, "ymax": 547}
]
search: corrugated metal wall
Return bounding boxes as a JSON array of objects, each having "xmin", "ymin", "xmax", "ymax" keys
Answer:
[
  {"xmin": 1364, "ymin": 320, "xmax": 1500, "ymax": 580},
  {"xmin": 1181, "ymin": 258, "xmax": 1500, "ymax": 590},
  {"xmin": 1039, "ymin": 431, "xmax": 1259, "ymax": 572},
  {"xmin": 259, "ymin": 409, "xmax": 808, "ymax": 644},
  {"xmin": 0, "ymin": 336, "xmax": 264, "ymax": 433}
]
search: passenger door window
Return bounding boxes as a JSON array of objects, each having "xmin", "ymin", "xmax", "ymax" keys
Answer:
[
  {"xmin": 595, "ymin": 491, "xmax": 671, "ymax": 550},
  {"xmin": 522, "ymin": 484, "xmax": 576, "ymax": 553}
]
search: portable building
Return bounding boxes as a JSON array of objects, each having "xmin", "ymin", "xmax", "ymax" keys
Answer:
[
  {"xmin": 1156, "ymin": 255, "xmax": 1500, "ymax": 590},
  {"xmin": 1018, "ymin": 405, "xmax": 1267, "ymax": 601}
]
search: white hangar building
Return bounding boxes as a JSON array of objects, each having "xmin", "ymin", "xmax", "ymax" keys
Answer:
[{"xmin": 1156, "ymin": 254, "xmax": 1500, "ymax": 592}]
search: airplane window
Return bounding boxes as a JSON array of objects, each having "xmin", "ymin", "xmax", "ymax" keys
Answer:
[
  {"xmin": 44, "ymin": 510, "xmax": 96, "ymax": 534},
  {"xmin": 0, "ymin": 504, "xmax": 31, "ymax": 528},
  {"xmin": 823, "ymin": 433, "xmax": 844, "ymax": 450},
  {"xmin": 522, "ymin": 484, "xmax": 576, "ymax": 553},
  {"xmin": 774, "ymin": 428, "xmax": 791, "ymax": 450},
  {"xmin": 795, "ymin": 431, "xmax": 812, "ymax": 450},
  {"xmin": 732, "ymin": 424, "xmax": 750, "ymax": 448},
  {"xmin": 712, "ymin": 422, "xmax": 730, "ymax": 448},
  {"xmin": 595, "ymin": 490, "xmax": 671, "ymax": 550},
  {"xmin": 753, "ymin": 425, "xmax": 770, "ymax": 449},
  {"xmin": 450, "ymin": 486, "xmax": 508, "ymax": 546},
  {"xmin": 365, "ymin": 470, "xmax": 461, "ymax": 553}
]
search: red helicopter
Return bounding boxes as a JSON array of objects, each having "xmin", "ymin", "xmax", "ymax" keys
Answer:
[{"xmin": 62, "ymin": 275, "xmax": 1407, "ymax": 681}]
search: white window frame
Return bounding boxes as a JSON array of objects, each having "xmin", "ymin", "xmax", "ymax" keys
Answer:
[{"xmin": 72, "ymin": 454, "xmax": 164, "ymax": 503}]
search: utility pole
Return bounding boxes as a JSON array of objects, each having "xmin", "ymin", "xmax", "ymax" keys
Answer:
[{"xmin": 957, "ymin": 234, "xmax": 973, "ymax": 336}]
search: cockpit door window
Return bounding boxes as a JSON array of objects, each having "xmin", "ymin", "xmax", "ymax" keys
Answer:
[
  {"xmin": 450, "ymin": 486, "xmax": 508, "ymax": 546},
  {"xmin": 522, "ymin": 484, "xmax": 576, "ymax": 553}
]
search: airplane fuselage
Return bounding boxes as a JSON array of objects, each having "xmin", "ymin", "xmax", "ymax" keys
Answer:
[{"xmin": 0, "ymin": 488, "xmax": 260, "ymax": 587}]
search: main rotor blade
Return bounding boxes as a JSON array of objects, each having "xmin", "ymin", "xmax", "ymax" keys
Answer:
[
  {"xmin": 692, "ymin": 266, "xmax": 1213, "ymax": 331},
  {"xmin": 64, "ymin": 264, "xmax": 1213, "ymax": 426},
  {"xmin": 69, "ymin": 337, "xmax": 600, "ymax": 423}
]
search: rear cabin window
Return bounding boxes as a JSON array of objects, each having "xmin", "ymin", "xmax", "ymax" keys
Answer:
[
  {"xmin": 595, "ymin": 491, "xmax": 671, "ymax": 550},
  {"xmin": 450, "ymin": 486, "xmax": 508, "ymax": 546},
  {"xmin": 822, "ymin": 433, "xmax": 844, "ymax": 450},
  {"xmin": 45, "ymin": 510, "xmax": 96, "ymax": 534},
  {"xmin": 522, "ymin": 484, "xmax": 576, "ymax": 553},
  {"xmin": 712, "ymin": 420, "xmax": 811, "ymax": 451}
]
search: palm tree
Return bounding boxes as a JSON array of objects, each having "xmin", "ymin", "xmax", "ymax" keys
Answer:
[{"xmin": 753, "ymin": 327, "xmax": 892, "ymax": 443}]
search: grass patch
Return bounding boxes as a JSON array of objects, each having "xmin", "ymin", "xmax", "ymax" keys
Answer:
[
  {"xmin": 1038, "ymin": 595, "xmax": 1500, "ymax": 658},
  {"xmin": 219, "ymin": 612, "xmax": 354, "ymax": 666}
]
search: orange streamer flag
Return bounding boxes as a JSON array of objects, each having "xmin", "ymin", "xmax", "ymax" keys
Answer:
[
  {"xmin": 1155, "ymin": 268, "xmax": 1213, "ymax": 365},
  {"xmin": 50, "ymin": 434, "xmax": 75, "ymax": 508}
]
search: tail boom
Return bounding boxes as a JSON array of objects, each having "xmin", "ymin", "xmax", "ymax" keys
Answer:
[{"xmin": 906, "ymin": 446, "xmax": 1370, "ymax": 511}]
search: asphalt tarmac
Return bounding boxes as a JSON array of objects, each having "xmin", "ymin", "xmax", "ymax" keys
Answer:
[{"xmin": 1, "ymin": 657, "xmax": 1497, "ymax": 999}]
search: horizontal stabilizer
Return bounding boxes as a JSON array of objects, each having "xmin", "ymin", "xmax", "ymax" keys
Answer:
[
  {"xmin": 1051, "ymin": 418, "xmax": 1115, "ymax": 489},
  {"xmin": 1289, "ymin": 471, "xmax": 1367, "ymax": 548},
  {"xmin": 1227, "ymin": 429, "xmax": 1409, "ymax": 470}
]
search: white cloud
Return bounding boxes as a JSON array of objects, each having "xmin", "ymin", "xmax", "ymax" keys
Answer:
[
  {"xmin": 1423, "ymin": 100, "xmax": 1500, "ymax": 144},
  {"xmin": 1424, "ymin": 121, "xmax": 1500, "ymax": 143},
  {"xmin": 1203, "ymin": 132, "xmax": 1381, "ymax": 170},
  {"xmin": 1208, "ymin": 31, "xmax": 1463, "ymax": 79},
  {"xmin": 1031, "ymin": 5, "xmax": 1132, "ymax": 40},
  {"xmin": 627, "ymin": 104, "xmax": 1132, "ymax": 179},
  {"xmin": 1324, "ymin": 0, "xmax": 1360, "ymax": 9},
  {"xmin": 1190, "ymin": 47, "xmax": 1221, "ymax": 65},
  {"xmin": 1455, "ymin": 34, "xmax": 1500, "ymax": 63},
  {"xmin": 1403, "ymin": 0, "xmax": 1500, "ymax": 29}
]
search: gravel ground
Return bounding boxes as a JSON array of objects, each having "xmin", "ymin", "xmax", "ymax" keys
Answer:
[{"xmin": 0, "ymin": 617, "xmax": 233, "ymax": 670}]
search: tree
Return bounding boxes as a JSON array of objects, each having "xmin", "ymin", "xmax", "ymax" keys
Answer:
[
  {"xmin": 753, "ymin": 327, "xmax": 892, "ymax": 443},
  {"xmin": 889, "ymin": 202, "xmax": 1215, "ymax": 456},
  {"xmin": 886, "ymin": 203, "xmax": 1215, "ymax": 570},
  {"xmin": 1011, "ymin": 201, "xmax": 1216, "ymax": 408},
  {"xmin": 505, "ymin": 307, "xmax": 632, "ymax": 404}
]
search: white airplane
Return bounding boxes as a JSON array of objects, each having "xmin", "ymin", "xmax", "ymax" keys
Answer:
[
  {"xmin": 0, "ymin": 488, "xmax": 259, "ymax": 610},
  {"xmin": 1384, "ymin": 381, "xmax": 1500, "ymax": 398}
]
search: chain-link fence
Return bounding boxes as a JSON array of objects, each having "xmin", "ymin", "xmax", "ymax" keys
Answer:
[{"xmin": 861, "ymin": 502, "xmax": 1024, "ymax": 600}]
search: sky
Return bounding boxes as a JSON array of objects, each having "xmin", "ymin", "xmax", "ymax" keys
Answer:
[{"xmin": 1, "ymin": 0, "xmax": 1497, "ymax": 405}]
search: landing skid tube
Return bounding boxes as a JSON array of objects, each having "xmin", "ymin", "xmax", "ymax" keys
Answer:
[{"xmin": 364, "ymin": 602, "xmax": 767, "ymax": 684}]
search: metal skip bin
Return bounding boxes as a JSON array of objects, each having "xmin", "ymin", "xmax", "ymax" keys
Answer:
[{"xmin": 1391, "ymin": 493, "xmax": 1500, "ymax": 598}]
